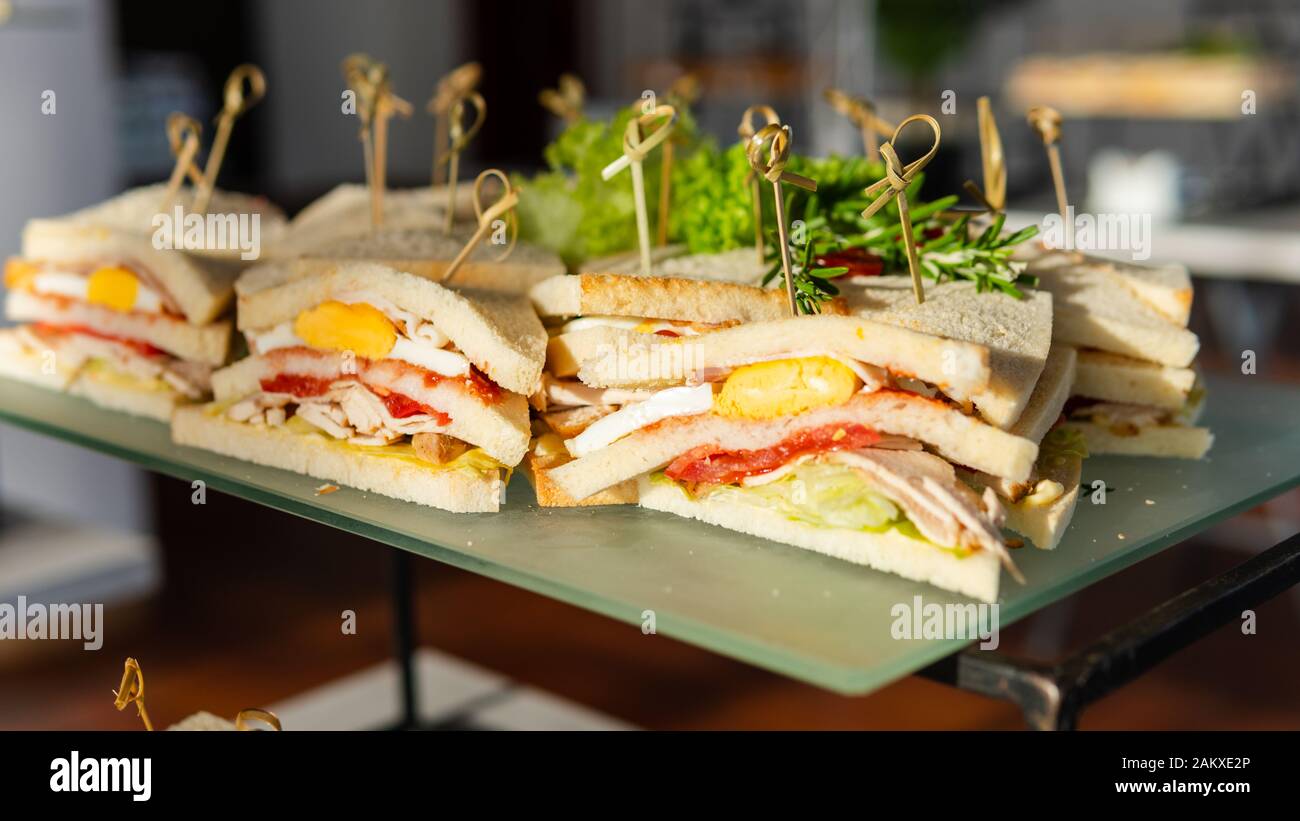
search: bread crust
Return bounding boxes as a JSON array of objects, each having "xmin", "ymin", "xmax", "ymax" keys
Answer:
[
  {"xmin": 172, "ymin": 405, "xmax": 504, "ymax": 512},
  {"xmin": 638, "ymin": 475, "xmax": 1002, "ymax": 602},
  {"xmin": 239, "ymin": 261, "xmax": 545, "ymax": 396}
]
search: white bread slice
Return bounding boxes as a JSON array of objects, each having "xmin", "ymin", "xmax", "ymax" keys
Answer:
[
  {"xmin": 239, "ymin": 261, "xmax": 545, "ymax": 397},
  {"xmin": 0, "ymin": 327, "xmax": 189, "ymax": 420},
  {"xmin": 235, "ymin": 261, "xmax": 292, "ymax": 298},
  {"xmin": 1073, "ymin": 349, "xmax": 1195, "ymax": 410},
  {"xmin": 21, "ymin": 220, "xmax": 239, "ymax": 327},
  {"xmin": 1108, "ymin": 259, "xmax": 1193, "ymax": 327},
  {"xmin": 303, "ymin": 227, "xmax": 565, "ymax": 295},
  {"xmin": 637, "ymin": 475, "xmax": 1002, "ymax": 602},
  {"xmin": 1002, "ymin": 449, "xmax": 1082, "ymax": 551},
  {"xmin": 1030, "ymin": 250, "xmax": 1193, "ymax": 326},
  {"xmin": 548, "ymin": 389, "xmax": 1039, "ymax": 501},
  {"xmin": 0, "ymin": 328, "xmax": 80, "ymax": 390},
  {"xmin": 268, "ymin": 182, "xmax": 474, "ymax": 260},
  {"xmin": 570, "ymin": 314, "xmax": 991, "ymax": 403},
  {"xmin": 575, "ymin": 247, "xmax": 769, "ymax": 285},
  {"xmin": 530, "ymin": 272, "xmax": 797, "ymax": 323},
  {"xmin": 49, "ymin": 183, "xmax": 287, "ymax": 263},
  {"xmin": 846, "ymin": 279, "xmax": 1052, "ymax": 429},
  {"xmin": 1028, "ymin": 258, "xmax": 1199, "ymax": 367},
  {"xmin": 1062, "ymin": 421, "xmax": 1212, "ymax": 459},
  {"xmin": 172, "ymin": 405, "xmax": 502, "ymax": 512},
  {"xmin": 657, "ymin": 248, "xmax": 769, "ymax": 285},
  {"xmin": 522, "ymin": 452, "xmax": 639, "ymax": 507},
  {"xmin": 6, "ymin": 290, "xmax": 231, "ymax": 365},
  {"xmin": 211, "ymin": 354, "xmax": 531, "ymax": 466},
  {"xmin": 69, "ymin": 365, "xmax": 187, "ymax": 422},
  {"xmin": 1009, "ymin": 345, "xmax": 1077, "ymax": 444},
  {"xmin": 21, "ymin": 184, "xmax": 285, "ymax": 323},
  {"xmin": 576, "ymin": 244, "xmax": 691, "ymax": 275}
]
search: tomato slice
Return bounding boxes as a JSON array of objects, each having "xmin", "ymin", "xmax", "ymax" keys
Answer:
[
  {"xmin": 815, "ymin": 248, "xmax": 883, "ymax": 278},
  {"xmin": 259, "ymin": 372, "xmax": 453, "ymax": 426},
  {"xmin": 32, "ymin": 322, "xmax": 167, "ymax": 358},
  {"xmin": 665, "ymin": 423, "xmax": 880, "ymax": 486}
]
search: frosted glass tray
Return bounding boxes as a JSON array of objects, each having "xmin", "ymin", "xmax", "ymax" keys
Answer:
[{"xmin": 1, "ymin": 373, "xmax": 1296, "ymax": 694}]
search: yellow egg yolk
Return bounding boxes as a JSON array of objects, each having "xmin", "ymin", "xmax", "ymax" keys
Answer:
[
  {"xmin": 715, "ymin": 356, "xmax": 861, "ymax": 420},
  {"xmin": 293, "ymin": 301, "xmax": 397, "ymax": 359},
  {"xmin": 86, "ymin": 266, "xmax": 141, "ymax": 312},
  {"xmin": 3, "ymin": 259, "xmax": 40, "ymax": 290}
]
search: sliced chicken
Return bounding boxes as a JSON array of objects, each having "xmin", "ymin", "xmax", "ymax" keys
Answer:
[{"xmin": 831, "ymin": 448, "xmax": 1021, "ymax": 582}]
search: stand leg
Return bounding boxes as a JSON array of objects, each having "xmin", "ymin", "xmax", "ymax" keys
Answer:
[
  {"xmin": 390, "ymin": 549, "xmax": 418, "ymax": 729},
  {"xmin": 920, "ymin": 531, "xmax": 1300, "ymax": 729}
]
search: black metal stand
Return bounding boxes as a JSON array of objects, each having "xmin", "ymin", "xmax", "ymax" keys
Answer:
[
  {"xmin": 390, "ymin": 549, "xmax": 419, "ymax": 730},
  {"xmin": 381, "ymin": 530, "xmax": 1300, "ymax": 730},
  {"xmin": 919, "ymin": 531, "xmax": 1300, "ymax": 730}
]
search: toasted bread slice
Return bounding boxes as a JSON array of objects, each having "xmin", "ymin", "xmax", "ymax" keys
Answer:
[
  {"xmin": 530, "ymin": 272, "xmax": 819, "ymax": 323},
  {"xmin": 172, "ymin": 405, "xmax": 504, "ymax": 512},
  {"xmin": 522, "ymin": 434, "xmax": 638, "ymax": 507},
  {"xmin": 1073, "ymin": 349, "xmax": 1196, "ymax": 410},
  {"xmin": 239, "ymin": 261, "xmax": 545, "ymax": 397},
  {"xmin": 846, "ymin": 279, "xmax": 1053, "ymax": 429},
  {"xmin": 569, "ymin": 314, "xmax": 991, "ymax": 404},
  {"xmin": 637, "ymin": 474, "xmax": 1002, "ymax": 602}
]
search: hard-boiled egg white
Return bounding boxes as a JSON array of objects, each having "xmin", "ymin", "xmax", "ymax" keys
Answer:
[
  {"xmin": 255, "ymin": 302, "xmax": 469, "ymax": 378},
  {"xmin": 558, "ymin": 315, "xmax": 704, "ymax": 337},
  {"xmin": 28, "ymin": 267, "xmax": 164, "ymax": 314},
  {"xmin": 565, "ymin": 383, "xmax": 714, "ymax": 458}
]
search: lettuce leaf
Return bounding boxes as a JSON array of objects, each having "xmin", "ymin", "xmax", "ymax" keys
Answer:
[{"xmin": 658, "ymin": 463, "xmax": 908, "ymax": 533}]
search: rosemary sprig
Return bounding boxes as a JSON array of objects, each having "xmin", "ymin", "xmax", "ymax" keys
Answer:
[{"xmin": 916, "ymin": 213, "xmax": 1039, "ymax": 298}]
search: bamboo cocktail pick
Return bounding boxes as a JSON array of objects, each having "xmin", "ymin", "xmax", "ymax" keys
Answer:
[
  {"xmin": 657, "ymin": 74, "xmax": 701, "ymax": 246},
  {"xmin": 823, "ymin": 88, "xmax": 895, "ymax": 159},
  {"xmin": 738, "ymin": 104, "xmax": 781, "ymax": 265},
  {"xmin": 1027, "ymin": 105, "xmax": 1069, "ymax": 246},
  {"xmin": 234, "ymin": 708, "xmax": 283, "ymax": 731},
  {"xmin": 442, "ymin": 169, "xmax": 518, "ymax": 283},
  {"xmin": 601, "ymin": 105, "xmax": 676, "ymax": 275},
  {"xmin": 539, "ymin": 73, "xmax": 585, "ymax": 123},
  {"xmin": 962, "ymin": 96, "xmax": 1006, "ymax": 215},
  {"xmin": 194, "ymin": 64, "xmax": 265, "ymax": 214},
  {"xmin": 111, "ymin": 657, "xmax": 282, "ymax": 731},
  {"xmin": 440, "ymin": 91, "xmax": 486, "ymax": 234},
  {"xmin": 161, "ymin": 113, "xmax": 204, "ymax": 210},
  {"xmin": 746, "ymin": 123, "xmax": 818, "ymax": 315},
  {"xmin": 428, "ymin": 62, "xmax": 483, "ymax": 187},
  {"xmin": 343, "ymin": 54, "xmax": 412, "ymax": 230},
  {"xmin": 860, "ymin": 114, "xmax": 942, "ymax": 305},
  {"xmin": 113, "ymin": 657, "xmax": 153, "ymax": 731}
]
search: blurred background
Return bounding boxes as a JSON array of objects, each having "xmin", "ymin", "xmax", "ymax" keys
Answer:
[{"xmin": 0, "ymin": 0, "xmax": 1297, "ymax": 729}]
